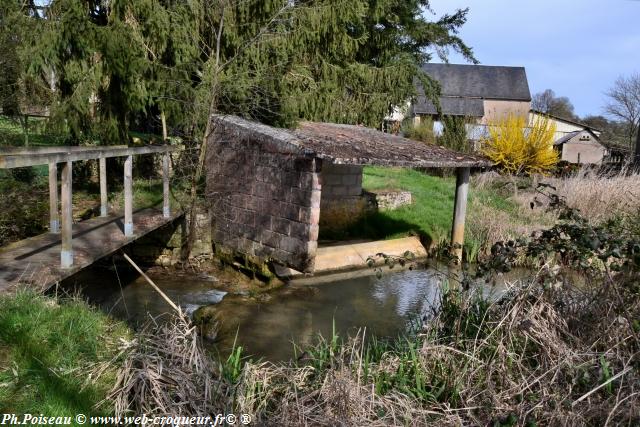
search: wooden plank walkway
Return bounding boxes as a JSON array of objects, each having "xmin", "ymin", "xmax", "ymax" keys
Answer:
[{"xmin": 0, "ymin": 208, "xmax": 182, "ymax": 294}]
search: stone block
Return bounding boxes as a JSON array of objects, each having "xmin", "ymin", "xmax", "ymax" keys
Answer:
[
  {"xmin": 272, "ymin": 217, "xmax": 291, "ymax": 235},
  {"xmin": 290, "ymin": 221, "xmax": 310, "ymax": 240},
  {"xmin": 237, "ymin": 209, "xmax": 255, "ymax": 227},
  {"xmin": 344, "ymin": 185, "xmax": 363, "ymax": 197},
  {"xmin": 310, "ymin": 190, "xmax": 321, "ymax": 209},
  {"xmin": 280, "ymin": 236, "xmax": 304, "ymax": 253},
  {"xmin": 288, "ymin": 188, "xmax": 312, "ymax": 206},
  {"xmin": 324, "ymin": 173, "xmax": 342, "ymax": 186},
  {"xmin": 280, "ymin": 202, "xmax": 299, "ymax": 221},
  {"xmin": 298, "ymin": 206, "xmax": 311, "ymax": 223},
  {"xmin": 341, "ymin": 174, "xmax": 358, "ymax": 186},
  {"xmin": 258, "ymin": 229, "xmax": 281, "ymax": 248},
  {"xmin": 309, "ymin": 224, "xmax": 319, "ymax": 241},
  {"xmin": 255, "ymin": 214, "xmax": 272, "ymax": 231}
]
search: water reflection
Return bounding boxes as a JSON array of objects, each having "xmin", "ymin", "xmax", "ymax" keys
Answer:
[
  {"xmin": 212, "ymin": 269, "xmax": 452, "ymax": 361},
  {"xmin": 84, "ymin": 264, "xmax": 511, "ymax": 362}
]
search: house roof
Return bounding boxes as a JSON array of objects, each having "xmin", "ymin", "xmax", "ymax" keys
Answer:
[
  {"xmin": 211, "ymin": 115, "xmax": 492, "ymax": 168},
  {"xmin": 421, "ymin": 63, "xmax": 532, "ymax": 101},
  {"xmin": 553, "ymin": 129, "xmax": 602, "ymax": 146},
  {"xmin": 413, "ymin": 97, "xmax": 485, "ymax": 117},
  {"xmin": 530, "ymin": 109, "xmax": 603, "ymax": 133}
]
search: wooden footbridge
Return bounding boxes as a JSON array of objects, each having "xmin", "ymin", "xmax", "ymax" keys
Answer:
[{"xmin": 0, "ymin": 145, "xmax": 182, "ymax": 293}]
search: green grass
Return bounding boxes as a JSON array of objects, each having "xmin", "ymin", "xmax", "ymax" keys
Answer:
[
  {"xmin": 0, "ymin": 291, "xmax": 130, "ymax": 415},
  {"xmin": 323, "ymin": 167, "xmax": 518, "ymax": 254}
]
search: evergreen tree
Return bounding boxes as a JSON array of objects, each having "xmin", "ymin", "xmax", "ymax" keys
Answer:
[{"xmin": 31, "ymin": 0, "xmax": 474, "ymax": 143}]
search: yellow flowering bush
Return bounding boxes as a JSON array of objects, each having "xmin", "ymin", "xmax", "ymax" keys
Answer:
[{"xmin": 482, "ymin": 115, "xmax": 558, "ymax": 175}]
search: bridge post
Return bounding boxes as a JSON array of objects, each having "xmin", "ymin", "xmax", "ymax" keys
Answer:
[
  {"xmin": 60, "ymin": 161, "xmax": 73, "ymax": 268},
  {"xmin": 48, "ymin": 162, "xmax": 59, "ymax": 233},
  {"xmin": 99, "ymin": 157, "xmax": 108, "ymax": 217},
  {"xmin": 450, "ymin": 167, "xmax": 470, "ymax": 263},
  {"xmin": 124, "ymin": 155, "xmax": 133, "ymax": 236},
  {"xmin": 163, "ymin": 152, "xmax": 170, "ymax": 218}
]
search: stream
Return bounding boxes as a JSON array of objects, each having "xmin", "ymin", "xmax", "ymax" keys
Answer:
[{"xmin": 69, "ymin": 263, "xmax": 513, "ymax": 362}]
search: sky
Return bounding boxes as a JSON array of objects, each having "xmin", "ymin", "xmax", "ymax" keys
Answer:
[{"xmin": 427, "ymin": 0, "xmax": 640, "ymax": 118}]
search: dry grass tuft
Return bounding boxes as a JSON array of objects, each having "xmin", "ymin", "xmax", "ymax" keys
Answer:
[
  {"xmin": 104, "ymin": 267, "xmax": 640, "ymax": 425},
  {"xmin": 106, "ymin": 311, "xmax": 226, "ymax": 417},
  {"xmin": 550, "ymin": 167, "xmax": 640, "ymax": 224}
]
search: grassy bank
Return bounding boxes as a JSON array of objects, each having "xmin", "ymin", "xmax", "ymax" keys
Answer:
[
  {"xmin": 106, "ymin": 200, "xmax": 640, "ymax": 425},
  {"xmin": 354, "ymin": 166, "xmax": 553, "ymax": 260},
  {"xmin": 1, "ymin": 187, "xmax": 639, "ymax": 424},
  {"xmin": 356, "ymin": 166, "xmax": 640, "ymax": 262},
  {"xmin": 0, "ymin": 291, "xmax": 130, "ymax": 415}
]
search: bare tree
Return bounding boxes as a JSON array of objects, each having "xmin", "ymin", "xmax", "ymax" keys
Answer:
[
  {"xmin": 604, "ymin": 74, "xmax": 640, "ymax": 149},
  {"xmin": 532, "ymin": 89, "xmax": 576, "ymax": 120}
]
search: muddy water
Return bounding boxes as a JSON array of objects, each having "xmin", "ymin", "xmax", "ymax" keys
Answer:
[{"xmin": 73, "ymin": 264, "xmax": 510, "ymax": 362}]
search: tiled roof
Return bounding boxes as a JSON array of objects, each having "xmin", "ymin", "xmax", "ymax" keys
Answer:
[{"xmin": 211, "ymin": 115, "xmax": 492, "ymax": 168}]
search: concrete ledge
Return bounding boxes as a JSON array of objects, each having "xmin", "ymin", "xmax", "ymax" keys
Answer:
[{"xmin": 274, "ymin": 236, "xmax": 427, "ymax": 279}]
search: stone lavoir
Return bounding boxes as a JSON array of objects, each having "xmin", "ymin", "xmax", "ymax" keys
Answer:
[{"xmin": 205, "ymin": 115, "xmax": 492, "ymax": 274}]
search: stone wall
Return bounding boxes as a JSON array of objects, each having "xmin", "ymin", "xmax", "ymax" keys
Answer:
[
  {"xmin": 206, "ymin": 123, "xmax": 321, "ymax": 272},
  {"xmin": 319, "ymin": 163, "xmax": 366, "ymax": 232},
  {"xmin": 365, "ymin": 190, "xmax": 412, "ymax": 211},
  {"xmin": 127, "ymin": 208, "xmax": 213, "ymax": 267}
]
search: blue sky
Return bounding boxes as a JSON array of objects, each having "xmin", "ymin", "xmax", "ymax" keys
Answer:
[{"xmin": 427, "ymin": 0, "xmax": 640, "ymax": 118}]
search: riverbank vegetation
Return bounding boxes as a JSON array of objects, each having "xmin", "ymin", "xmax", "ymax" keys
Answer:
[
  {"xmin": 1, "ymin": 177, "xmax": 639, "ymax": 424},
  {"xmin": 105, "ymin": 190, "xmax": 640, "ymax": 425},
  {"xmin": 0, "ymin": 291, "xmax": 129, "ymax": 415},
  {"xmin": 359, "ymin": 165, "xmax": 640, "ymax": 262}
]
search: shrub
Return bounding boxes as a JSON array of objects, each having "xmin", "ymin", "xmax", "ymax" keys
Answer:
[
  {"xmin": 402, "ymin": 118, "xmax": 436, "ymax": 144},
  {"xmin": 439, "ymin": 115, "xmax": 472, "ymax": 153},
  {"xmin": 482, "ymin": 114, "xmax": 558, "ymax": 175}
]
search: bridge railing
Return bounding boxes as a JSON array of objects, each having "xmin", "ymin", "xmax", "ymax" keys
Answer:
[{"xmin": 0, "ymin": 145, "xmax": 183, "ymax": 268}]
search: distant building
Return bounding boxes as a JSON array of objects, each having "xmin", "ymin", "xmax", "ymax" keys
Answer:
[
  {"xmin": 552, "ymin": 129, "xmax": 608, "ymax": 164},
  {"xmin": 529, "ymin": 110, "xmax": 602, "ymax": 141},
  {"xmin": 410, "ymin": 63, "xmax": 532, "ymax": 125}
]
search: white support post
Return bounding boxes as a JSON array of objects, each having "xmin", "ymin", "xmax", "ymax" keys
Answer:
[
  {"xmin": 100, "ymin": 157, "xmax": 108, "ymax": 217},
  {"xmin": 451, "ymin": 167, "xmax": 470, "ymax": 262},
  {"xmin": 60, "ymin": 161, "xmax": 73, "ymax": 268},
  {"xmin": 124, "ymin": 155, "xmax": 133, "ymax": 236},
  {"xmin": 162, "ymin": 152, "xmax": 170, "ymax": 218},
  {"xmin": 48, "ymin": 162, "xmax": 59, "ymax": 233}
]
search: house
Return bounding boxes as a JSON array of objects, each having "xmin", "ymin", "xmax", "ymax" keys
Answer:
[
  {"xmin": 410, "ymin": 63, "xmax": 532, "ymax": 125},
  {"xmin": 529, "ymin": 109, "xmax": 602, "ymax": 141},
  {"xmin": 553, "ymin": 129, "xmax": 608, "ymax": 164}
]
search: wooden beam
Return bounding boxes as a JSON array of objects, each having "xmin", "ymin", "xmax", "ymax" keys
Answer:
[
  {"xmin": 162, "ymin": 153, "xmax": 170, "ymax": 218},
  {"xmin": 0, "ymin": 145, "xmax": 182, "ymax": 169},
  {"xmin": 124, "ymin": 155, "xmax": 133, "ymax": 236},
  {"xmin": 450, "ymin": 167, "xmax": 470, "ymax": 262},
  {"xmin": 0, "ymin": 145, "xmax": 127, "ymax": 155},
  {"xmin": 99, "ymin": 157, "xmax": 108, "ymax": 217},
  {"xmin": 60, "ymin": 161, "xmax": 73, "ymax": 268},
  {"xmin": 48, "ymin": 163, "xmax": 59, "ymax": 233}
]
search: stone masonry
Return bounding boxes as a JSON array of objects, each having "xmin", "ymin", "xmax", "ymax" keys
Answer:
[
  {"xmin": 319, "ymin": 163, "xmax": 366, "ymax": 232},
  {"xmin": 206, "ymin": 120, "xmax": 321, "ymax": 272},
  {"xmin": 205, "ymin": 115, "xmax": 491, "ymax": 273}
]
